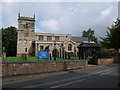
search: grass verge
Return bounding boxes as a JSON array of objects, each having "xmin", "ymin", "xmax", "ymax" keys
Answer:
[{"xmin": 3, "ymin": 57, "xmax": 80, "ymax": 62}]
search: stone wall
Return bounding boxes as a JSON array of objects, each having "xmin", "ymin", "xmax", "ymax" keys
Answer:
[
  {"xmin": 2, "ymin": 60, "xmax": 88, "ymax": 77},
  {"xmin": 96, "ymin": 58, "xmax": 119, "ymax": 65}
]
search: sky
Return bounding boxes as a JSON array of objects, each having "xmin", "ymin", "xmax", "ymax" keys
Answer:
[{"xmin": 0, "ymin": 0, "xmax": 119, "ymax": 39}]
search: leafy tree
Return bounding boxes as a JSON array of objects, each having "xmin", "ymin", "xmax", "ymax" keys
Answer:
[
  {"xmin": 82, "ymin": 28, "xmax": 98, "ymax": 43},
  {"xmin": 100, "ymin": 18, "xmax": 120, "ymax": 52},
  {"xmin": 2, "ymin": 26, "xmax": 17, "ymax": 56}
]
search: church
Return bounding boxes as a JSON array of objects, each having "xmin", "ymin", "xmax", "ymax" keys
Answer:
[{"xmin": 17, "ymin": 13, "xmax": 89, "ymax": 58}]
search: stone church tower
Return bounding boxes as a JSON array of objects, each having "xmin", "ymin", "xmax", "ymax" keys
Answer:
[
  {"xmin": 16, "ymin": 14, "xmax": 89, "ymax": 58},
  {"xmin": 17, "ymin": 13, "xmax": 35, "ymax": 57}
]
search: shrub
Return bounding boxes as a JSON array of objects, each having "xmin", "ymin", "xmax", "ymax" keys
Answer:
[{"xmin": 99, "ymin": 49, "xmax": 112, "ymax": 58}]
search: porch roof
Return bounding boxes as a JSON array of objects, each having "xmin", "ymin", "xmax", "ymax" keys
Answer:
[{"xmin": 77, "ymin": 42, "xmax": 101, "ymax": 48}]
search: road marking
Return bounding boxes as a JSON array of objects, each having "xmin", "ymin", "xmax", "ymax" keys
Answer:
[
  {"xmin": 23, "ymin": 67, "xmax": 118, "ymax": 88},
  {"xmin": 91, "ymin": 68, "xmax": 117, "ymax": 75},
  {"xmin": 41, "ymin": 74, "xmax": 90, "ymax": 85},
  {"xmin": 23, "ymin": 74, "xmax": 91, "ymax": 88},
  {"xmin": 100, "ymin": 70, "xmax": 118, "ymax": 75},
  {"xmin": 23, "ymin": 74, "xmax": 89, "ymax": 88},
  {"xmin": 42, "ymin": 68, "xmax": 118, "ymax": 86},
  {"xmin": 50, "ymin": 79, "xmax": 85, "ymax": 88}
]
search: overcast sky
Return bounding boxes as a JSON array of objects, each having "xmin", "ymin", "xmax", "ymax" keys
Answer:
[{"xmin": 1, "ymin": 0, "xmax": 118, "ymax": 39}]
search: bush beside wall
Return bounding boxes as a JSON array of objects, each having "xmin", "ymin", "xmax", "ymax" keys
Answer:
[{"xmin": 99, "ymin": 49, "xmax": 112, "ymax": 58}]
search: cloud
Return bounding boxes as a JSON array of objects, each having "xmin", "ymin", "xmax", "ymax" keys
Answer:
[
  {"xmin": 1, "ymin": 2, "xmax": 118, "ymax": 39},
  {"xmin": 0, "ymin": 3, "xmax": 2, "ymax": 28},
  {"xmin": 2, "ymin": 3, "xmax": 18, "ymax": 28},
  {"xmin": 40, "ymin": 19, "xmax": 59, "ymax": 33},
  {"xmin": 100, "ymin": 7, "xmax": 112, "ymax": 19},
  {"xmin": 1, "ymin": 0, "xmax": 119, "ymax": 2},
  {"xmin": 35, "ymin": 28, "xmax": 40, "ymax": 33}
]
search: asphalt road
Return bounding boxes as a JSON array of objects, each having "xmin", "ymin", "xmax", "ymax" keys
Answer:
[{"xmin": 2, "ymin": 64, "xmax": 119, "ymax": 89}]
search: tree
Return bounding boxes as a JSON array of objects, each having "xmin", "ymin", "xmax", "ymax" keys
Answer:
[
  {"xmin": 82, "ymin": 28, "xmax": 98, "ymax": 43},
  {"xmin": 100, "ymin": 18, "xmax": 120, "ymax": 52},
  {"xmin": 2, "ymin": 26, "xmax": 17, "ymax": 56}
]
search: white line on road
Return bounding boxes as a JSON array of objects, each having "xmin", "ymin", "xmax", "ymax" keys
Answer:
[
  {"xmin": 41, "ymin": 74, "xmax": 90, "ymax": 86},
  {"xmin": 23, "ymin": 75, "xmax": 88, "ymax": 88},
  {"xmin": 100, "ymin": 70, "xmax": 118, "ymax": 75},
  {"xmin": 50, "ymin": 79, "xmax": 85, "ymax": 88},
  {"xmin": 23, "ymin": 67, "xmax": 118, "ymax": 88},
  {"xmin": 91, "ymin": 67, "xmax": 117, "ymax": 75},
  {"xmin": 42, "ymin": 68, "xmax": 117, "ymax": 86}
]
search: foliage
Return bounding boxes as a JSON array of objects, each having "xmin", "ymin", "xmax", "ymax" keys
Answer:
[
  {"xmin": 99, "ymin": 49, "xmax": 112, "ymax": 59},
  {"xmin": 82, "ymin": 28, "xmax": 98, "ymax": 43},
  {"xmin": 2, "ymin": 26, "xmax": 17, "ymax": 56},
  {"xmin": 87, "ymin": 56, "xmax": 93, "ymax": 59},
  {"xmin": 100, "ymin": 18, "xmax": 120, "ymax": 51}
]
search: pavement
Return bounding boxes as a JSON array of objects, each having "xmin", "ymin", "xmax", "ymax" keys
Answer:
[{"xmin": 3, "ymin": 64, "xmax": 105, "ymax": 84}]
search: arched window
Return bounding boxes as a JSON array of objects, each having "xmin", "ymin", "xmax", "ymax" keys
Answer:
[
  {"xmin": 25, "ymin": 48, "xmax": 27, "ymax": 52},
  {"xmin": 68, "ymin": 44, "xmax": 72, "ymax": 51}
]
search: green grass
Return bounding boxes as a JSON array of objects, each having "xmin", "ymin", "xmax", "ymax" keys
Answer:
[
  {"xmin": 3, "ymin": 56, "xmax": 80, "ymax": 62},
  {"xmin": 87, "ymin": 56, "xmax": 93, "ymax": 59}
]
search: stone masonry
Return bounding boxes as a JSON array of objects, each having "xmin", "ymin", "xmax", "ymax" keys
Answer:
[{"xmin": 17, "ymin": 13, "xmax": 89, "ymax": 57}]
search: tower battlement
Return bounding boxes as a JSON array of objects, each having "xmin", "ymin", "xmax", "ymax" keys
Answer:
[
  {"xmin": 18, "ymin": 13, "xmax": 35, "ymax": 21},
  {"xmin": 18, "ymin": 16, "xmax": 35, "ymax": 21}
]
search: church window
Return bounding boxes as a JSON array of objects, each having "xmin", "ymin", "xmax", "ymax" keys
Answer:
[
  {"xmin": 47, "ymin": 36, "xmax": 52, "ymax": 41},
  {"xmin": 55, "ymin": 36, "xmax": 59, "ymax": 41},
  {"xmin": 39, "ymin": 35, "xmax": 44, "ymax": 41},
  {"xmin": 68, "ymin": 44, "xmax": 72, "ymax": 51},
  {"xmin": 24, "ymin": 23, "xmax": 29, "ymax": 29},
  {"xmin": 25, "ymin": 48, "xmax": 27, "ymax": 52}
]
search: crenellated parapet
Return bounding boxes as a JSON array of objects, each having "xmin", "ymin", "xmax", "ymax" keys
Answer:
[
  {"xmin": 18, "ymin": 16, "xmax": 35, "ymax": 21},
  {"xmin": 18, "ymin": 13, "xmax": 35, "ymax": 21}
]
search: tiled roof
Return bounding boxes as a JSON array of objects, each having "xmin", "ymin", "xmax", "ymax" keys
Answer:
[
  {"xmin": 77, "ymin": 42, "xmax": 100, "ymax": 48},
  {"xmin": 71, "ymin": 36, "xmax": 89, "ymax": 43}
]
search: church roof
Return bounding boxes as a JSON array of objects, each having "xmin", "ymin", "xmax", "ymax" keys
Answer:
[
  {"xmin": 71, "ymin": 36, "xmax": 89, "ymax": 43},
  {"xmin": 77, "ymin": 42, "xmax": 101, "ymax": 48}
]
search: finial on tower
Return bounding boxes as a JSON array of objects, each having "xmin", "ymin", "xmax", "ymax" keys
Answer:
[
  {"xmin": 33, "ymin": 12, "xmax": 35, "ymax": 19},
  {"xmin": 18, "ymin": 11, "xmax": 20, "ymax": 18}
]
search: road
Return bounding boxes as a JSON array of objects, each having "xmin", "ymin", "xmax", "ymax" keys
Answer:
[{"xmin": 2, "ymin": 64, "xmax": 119, "ymax": 89}]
